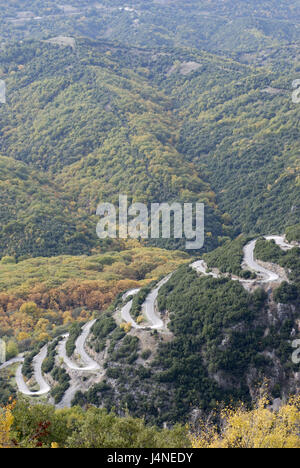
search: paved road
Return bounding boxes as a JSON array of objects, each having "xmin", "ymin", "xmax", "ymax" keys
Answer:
[
  {"xmin": 243, "ymin": 235, "xmax": 296, "ymax": 283},
  {"xmin": 243, "ymin": 239, "xmax": 280, "ymax": 283},
  {"xmin": 75, "ymin": 320, "xmax": 101, "ymax": 370},
  {"xmin": 0, "ymin": 356, "xmax": 24, "ymax": 370},
  {"xmin": 122, "ymin": 288, "xmax": 140, "ymax": 301},
  {"xmin": 192, "ymin": 243, "xmax": 280, "ymax": 283},
  {"xmin": 121, "ymin": 278, "xmax": 172, "ymax": 330},
  {"xmin": 57, "ymin": 320, "xmax": 101, "ymax": 371},
  {"xmin": 56, "ymin": 383, "xmax": 81, "ymax": 409},
  {"xmin": 191, "ymin": 259, "xmax": 257, "ymax": 290},
  {"xmin": 120, "ymin": 288, "xmax": 142, "ymax": 329},
  {"xmin": 265, "ymin": 235, "xmax": 295, "ymax": 250},
  {"xmin": 142, "ymin": 275, "xmax": 172, "ymax": 329},
  {"xmin": 9, "ymin": 235, "xmax": 297, "ymax": 401},
  {"xmin": 121, "ymin": 297, "xmax": 143, "ymax": 329},
  {"xmin": 15, "ymin": 346, "xmax": 50, "ymax": 396},
  {"xmin": 191, "ymin": 260, "xmax": 219, "ymax": 278},
  {"xmin": 192, "ymin": 235, "xmax": 296, "ymax": 286},
  {"xmin": 2, "ymin": 320, "xmax": 101, "ymax": 401}
]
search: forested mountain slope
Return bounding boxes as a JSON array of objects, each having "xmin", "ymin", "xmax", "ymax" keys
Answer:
[
  {"xmin": 0, "ymin": 0, "xmax": 299, "ymax": 57},
  {"xmin": 74, "ymin": 247, "xmax": 300, "ymax": 425},
  {"xmin": 174, "ymin": 69, "xmax": 300, "ymax": 233},
  {"xmin": 1, "ymin": 38, "xmax": 298, "ymax": 259},
  {"xmin": 0, "ymin": 155, "xmax": 98, "ymax": 258},
  {"xmin": 0, "ymin": 39, "xmax": 229, "ymax": 258}
]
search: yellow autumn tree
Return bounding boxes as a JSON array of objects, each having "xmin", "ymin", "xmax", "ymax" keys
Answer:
[
  {"xmin": 17, "ymin": 331, "xmax": 30, "ymax": 342},
  {"xmin": 0, "ymin": 401, "xmax": 15, "ymax": 448},
  {"xmin": 19, "ymin": 302, "xmax": 40, "ymax": 320},
  {"xmin": 191, "ymin": 395, "xmax": 300, "ymax": 449},
  {"xmin": 120, "ymin": 322, "xmax": 132, "ymax": 333}
]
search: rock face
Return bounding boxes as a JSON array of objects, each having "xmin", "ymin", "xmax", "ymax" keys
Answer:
[
  {"xmin": 45, "ymin": 36, "xmax": 76, "ymax": 49},
  {"xmin": 271, "ymin": 398, "xmax": 283, "ymax": 411},
  {"xmin": 167, "ymin": 61, "xmax": 201, "ymax": 76},
  {"xmin": 261, "ymin": 87, "xmax": 286, "ymax": 95},
  {"xmin": 277, "ymin": 303, "xmax": 295, "ymax": 322},
  {"xmin": 210, "ymin": 292, "xmax": 299, "ymax": 403}
]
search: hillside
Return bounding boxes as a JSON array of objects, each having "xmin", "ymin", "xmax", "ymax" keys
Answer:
[
  {"xmin": 0, "ymin": 1, "xmax": 299, "ymax": 450},
  {"xmin": 71, "ymin": 232, "xmax": 300, "ymax": 426},
  {"xmin": 0, "ymin": 0, "xmax": 299, "ymax": 57},
  {"xmin": 1, "ymin": 231, "xmax": 299, "ymax": 428},
  {"xmin": 1, "ymin": 38, "xmax": 299, "ymax": 259},
  {"xmin": 176, "ymin": 70, "xmax": 300, "ymax": 233},
  {"xmin": 0, "ymin": 39, "xmax": 233, "ymax": 258},
  {"xmin": 0, "ymin": 247, "xmax": 189, "ymax": 346}
]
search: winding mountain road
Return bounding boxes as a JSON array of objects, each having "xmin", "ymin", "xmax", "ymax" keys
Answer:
[
  {"xmin": 0, "ymin": 356, "xmax": 24, "ymax": 370},
  {"xmin": 120, "ymin": 288, "xmax": 142, "ymax": 329},
  {"xmin": 57, "ymin": 320, "xmax": 101, "ymax": 372},
  {"xmin": 122, "ymin": 235, "xmax": 296, "ymax": 330},
  {"xmin": 142, "ymin": 275, "xmax": 172, "ymax": 329},
  {"xmin": 122, "ymin": 288, "xmax": 140, "ymax": 301},
  {"xmin": 243, "ymin": 235, "xmax": 296, "ymax": 283},
  {"xmin": 2, "ymin": 235, "xmax": 296, "ymax": 403},
  {"xmin": 121, "ymin": 298, "xmax": 143, "ymax": 329},
  {"xmin": 192, "ymin": 235, "xmax": 295, "ymax": 286},
  {"xmin": 1, "ymin": 319, "xmax": 101, "ymax": 401},
  {"xmin": 265, "ymin": 235, "xmax": 295, "ymax": 250},
  {"xmin": 191, "ymin": 260, "xmax": 219, "ymax": 278},
  {"xmin": 243, "ymin": 239, "xmax": 280, "ymax": 283},
  {"xmin": 120, "ymin": 277, "xmax": 172, "ymax": 330},
  {"xmin": 15, "ymin": 346, "xmax": 50, "ymax": 396},
  {"xmin": 56, "ymin": 383, "xmax": 82, "ymax": 409}
]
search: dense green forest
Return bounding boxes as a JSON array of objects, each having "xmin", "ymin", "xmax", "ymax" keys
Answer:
[
  {"xmin": 0, "ymin": 39, "xmax": 235, "ymax": 258},
  {"xmin": 286, "ymin": 223, "xmax": 300, "ymax": 242},
  {"xmin": 175, "ymin": 70, "xmax": 300, "ymax": 234},
  {"xmin": 0, "ymin": 37, "xmax": 299, "ymax": 258}
]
